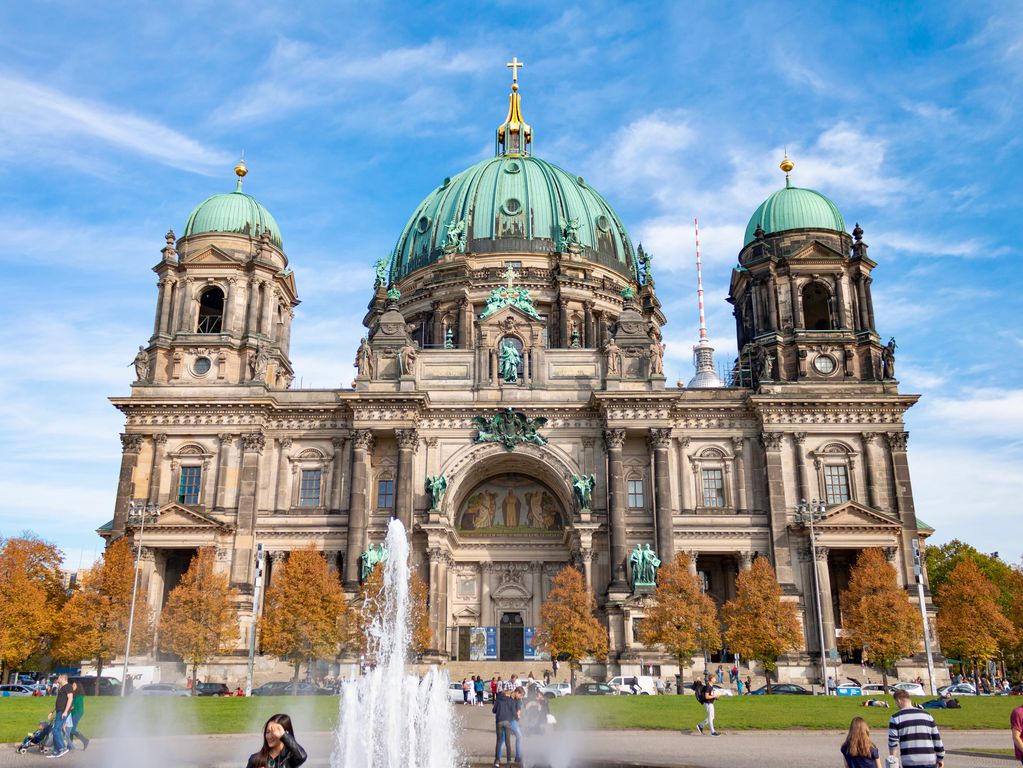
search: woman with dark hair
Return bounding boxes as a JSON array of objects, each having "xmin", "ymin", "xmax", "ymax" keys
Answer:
[{"xmin": 246, "ymin": 714, "xmax": 307, "ymax": 768}]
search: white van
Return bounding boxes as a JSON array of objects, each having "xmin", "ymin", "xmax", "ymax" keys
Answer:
[{"xmin": 607, "ymin": 675, "xmax": 656, "ymax": 695}]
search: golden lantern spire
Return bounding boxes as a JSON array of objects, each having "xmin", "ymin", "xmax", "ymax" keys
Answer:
[
  {"xmin": 496, "ymin": 57, "xmax": 532, "ymax": 157},
  {"xmin": 234, "ymin": 153, "xmax": 248, "ymax": 191},
  {"xmin": 780, "ymin": 150, "xmax": 794, "ymax": 188}
]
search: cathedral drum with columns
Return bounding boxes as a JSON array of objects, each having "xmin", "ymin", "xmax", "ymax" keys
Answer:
[{"xmin": 104, "ymin": 66, "xmax": 945, "ymax": 684}]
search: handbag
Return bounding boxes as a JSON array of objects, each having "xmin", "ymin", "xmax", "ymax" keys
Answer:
[{"xmin": 546, "ymin": 713, "xmax": 556, "ymax": 725}]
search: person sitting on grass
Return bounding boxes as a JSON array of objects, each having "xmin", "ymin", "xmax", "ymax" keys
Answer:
[{"xmin": 861, "ymin": 699, "xmax": 890, "ymax": 708}]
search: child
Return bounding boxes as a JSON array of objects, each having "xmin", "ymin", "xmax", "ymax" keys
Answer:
[
  {"xmin": 841, "ymin": 716, "xmax": 881, "ymax": 768},
  {"xmin": 17, "ymin": 721, "xmax": 52, "ymax": 754}
]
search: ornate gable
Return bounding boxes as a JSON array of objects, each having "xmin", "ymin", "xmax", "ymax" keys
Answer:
[
  {"xmin": 785, "ymin": 239, "xmax": 847, "ymax": 264},
  {"xmin": 180, "ymin": 245, "xmax": 240, "ymax": 266},
  {"xmin": 815, "ymin": 501, "xmax": 901, "ymax": 532},
  {"xmin": 145, "ymin": 503, "xmax": 228, "ymax": 531}
]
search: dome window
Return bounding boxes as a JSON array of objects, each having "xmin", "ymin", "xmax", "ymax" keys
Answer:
[
  {"xmin": 504, "ymin": 160, "xmax": 521, "ymax": 174},
  {"xmin": 197, "ymin": 287, "xmax": 225, "ymax": 334},
  {"xmin": 416, "ymin": 215, "xmax": 432, "ymax": 234},
  {"xmin": 501, "ymin": 198, "xmax": 523, "ymax": 216},
  {"xmin": 576, "ymin": 176, "xmax": 587, "ymax": 187}
]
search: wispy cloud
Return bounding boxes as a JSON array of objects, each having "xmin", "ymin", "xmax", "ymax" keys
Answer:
[{"xmin": 0, "ymin": 73, "xmax": 232, "ymax": 175}]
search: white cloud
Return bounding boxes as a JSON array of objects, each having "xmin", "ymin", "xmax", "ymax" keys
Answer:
[
  {"xmin": 0, "ymin": 72, "xmax": 232, "ymax": 175},
  {"xmin": 924, "ymin": 388, "xmax": 1023, "ymax": 440}
]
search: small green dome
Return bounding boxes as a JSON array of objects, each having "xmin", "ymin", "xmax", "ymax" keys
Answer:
[
  {"xmin": 184, "ymin": 185, "xmax": 283, "ymax": 248},
  {"xmin": 390, "ymin": 155, "xmax": 634, "ymax": 282},
  {"xmin": 743, "ymin": 184, "xmax": 846, "ymax": 246}
]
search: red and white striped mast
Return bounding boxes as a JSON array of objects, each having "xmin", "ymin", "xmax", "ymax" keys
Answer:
[{"xmin": 688, "ymin": 217, "xmax": 723, "ymax": 388}]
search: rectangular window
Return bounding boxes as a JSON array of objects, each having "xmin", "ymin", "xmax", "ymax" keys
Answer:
[
  {"xmin": 504, "ymin": 260, "xmax": 522, "ymax": 270},
  {"xmin": 377, "ymin": 478, "xmax": 395, "ymax": 509},
  {"xmin": 824, "ymin": 465, "xmax": 850, "ymax": 505},
  {"xmin": 298, "ymin": 469, "xmax": 321, "ymax": 507},
  {"xmin": 178, "ymin": 465, "xmax": 202, "ymax": 505},
  {"xmin": 626, "ymin": 479, "xmax": 644, "ymax": 508},
  {"xmin": 701, "ymin": 469, "xmax": 726, "ymax": 508}
]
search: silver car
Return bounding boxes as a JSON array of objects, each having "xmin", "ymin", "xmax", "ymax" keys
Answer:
[{"xmin": 135, "ymin": 683, "xmax": 192, "ymax": 697}]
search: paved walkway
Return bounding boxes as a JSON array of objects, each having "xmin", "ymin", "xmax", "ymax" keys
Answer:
[{"xmin": 1, "ymin": 705, "xmax": 1013, "ymax": 768}]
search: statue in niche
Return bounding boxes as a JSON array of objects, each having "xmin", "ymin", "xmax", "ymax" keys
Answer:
[
  {"xmin": 499, "ymin": 339, "xmax": 521, "ymax": 383},
  {"xmin": 603, "ymin": 338, "xmax": 622, "ymax": 375},
  {"xmin": 882, "ymin": 337, "xmax": 897, "ymax": 379},
  {"xmin": 647, "ymin": 341, "xmax": 665, "ymax": 376},
  {"xmin": 131, "ymin": 346, "xmax": 150, "ymax": 382},
  {"xmin": 425, "ymin": 475, "xmax": 447, "ymax": 509},
  {"xmin": 399, "ymin": 341, "xmax": 418, "ymax": 376},
  {"xmin": 759, "ymin": 348, "xmax": 774, "ymax": 381},
  {"xmin": 354, "ymin": 337, "xmax": 374, "ymax": 378},
  {"xmin": 572, "ymin": 473, "xmax": 596, "ymax": 510},
  {"xmin": 249, "ymin": 344, "xmax": 269, "ymax": 380},
  {"xmin": 570, "ymin": 322, "xmax": 581, "ymax": 348}
]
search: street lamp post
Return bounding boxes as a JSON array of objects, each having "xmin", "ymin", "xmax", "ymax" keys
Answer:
[
  {"xmin": 796, "ymin": 498, "xmax": 829, "ymax": 696},
  {"xmin": 121, "ymin": 499, "xmax": 160, "ymax": 697}
]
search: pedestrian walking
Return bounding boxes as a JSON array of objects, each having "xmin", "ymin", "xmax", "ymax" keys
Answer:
[
  {"xmin": 67, "ymin": 682, "xmax": 89, "ymax": 750},
  {"xmin": 475, "ymin": 676, "xmax": 485, "ymax": 706},
  {"xmin": 887, "ymin": 689, "xmax": 944, "ymax": 767},
  {"xmin": 47, "ymin": 674, "xmax": 73, "ymax": 758},
  {"xmin": 695, "ymin": 676, "xmax": 720, "ymax": 736},
  {"xmin": 1010, "ymin": 701, "xmax": 1023, "ymax": 766},
  {"xmin": 492, "ymin": 688, "xmax": 522, "ymax": 767},
  {"xmin": 490, "ymin": 676, "xmax": 498, "ymax": 699},
  {"xmin": 246, "ymin": 714, "xmax": 307, "ymax": 768},
  {"xmin": 715, "ymin": 665, "xmax": 724, "ymax": 685},
  {"xmin": 736, "ymin": 678, "xmax": 743, "ymax": 696},
  {"xmin": 462, "ymin": 677, "xmax": 471, "ymax": 704},
  {"xmin": 841, "ymin": 716, "xmax": 880, "ymax": 768},
  {"xmin": 552, "ymin": 658, "xmax": 559, "ymax": 679},
  {"xmin": 745, "ymin": 675, "xmax": 752, "ymax": 695}
]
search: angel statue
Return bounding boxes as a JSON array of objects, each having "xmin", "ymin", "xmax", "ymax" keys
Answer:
[
  {"xmin": 571, "ymin": 473, "xmax": 596, "ymax": 510},
  {"xmin": 373, "ymin": 257, "xmax": 389, "ymax": 288},
  {"xmin": 425, "ymin": 475, "xmax": 447, "ymax": 510}
]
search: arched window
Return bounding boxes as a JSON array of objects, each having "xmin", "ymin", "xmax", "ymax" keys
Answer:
[
  {"xmin": 197, "ymin": 287, "xmax": 225, "ymax": 333},
  {"xmin": 801, "ymin": 283, "xmax": 832, "ymax": 331}
]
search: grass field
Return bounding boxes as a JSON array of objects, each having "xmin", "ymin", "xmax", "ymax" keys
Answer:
[{"xmin": 0, "ymin": 694, "xmax": 1015, "ymax": 744}]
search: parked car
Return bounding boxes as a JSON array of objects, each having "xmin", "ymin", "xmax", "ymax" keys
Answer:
[
  {"xmin": 251, "ymin": 681, "xmax": 291, "ymax": 696},
  {"xmin": 0, "ymin": 684, "xmax": 35, "ymax": 697},
  {"xmin": 891, "ymin": 682, "xmax": 926, "ymax": 696},
  {"xmin": 135, "ymin": 683, "xmax": 192, "ymax": 697},
  {"xmin": 607, "ymin": 675, "xmax": 656, "ymax": 695},
  {"xmin": 709, "ymin": 684, "xmax": 734, "ymax": 697},
  {"xmin": 69, "ymin": 675, "xmax": 121, "ymax": 696},
  {"xmin": 860, "ymin": 684, "xmax": 888, "ymax": 695},
  {"xmin": 282, "ymin": 681, "xmax": 333, "ymax": 696},
  {"xmin": 195, "ymin": 682, "xmax": 231, "ymax": 697},
  {"xmin": 937, "ymin": 683, "xmax": 977, "ymax": 697},
  {"xmin": 749, "ymin": 683, "xmax": 812, "ymax": 695},
  {"xmin": 447, "ymin": 682, "xmax": 471, "ymax": 703},
  {"xmin": 573, "ymin": 682, "xmax": 615, "ymax": 696},
  {"xmin": 543, "ymin": 682, "xmax": 572, "ymax": 697}
]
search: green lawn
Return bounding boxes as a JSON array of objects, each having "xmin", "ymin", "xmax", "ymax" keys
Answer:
[{"xmin": 549, "ymin": 695, "xmax": 1017, "ymax": 732}]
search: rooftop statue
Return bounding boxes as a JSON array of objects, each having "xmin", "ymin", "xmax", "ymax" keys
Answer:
[
  {"xmin": 355, "ymin": 337, "xmax": 373, "ymax": 378},
  {"xmin": 373, "ymin": 257, "xmax": 389, "ymax": 288},
  {"xmin": 479, "ymin": 266, "xmax": 542, "ymax": 320},
  {"xmin": 444, "ymin": 219, "xmax": 466, "ymax": 253},
  {"xmin": 131, "ymin": 345, "xmax": 149, "ymax": 382},
  {"xmin": 882, "ymin": 337, "xmax": 897, "ymax": 380}
]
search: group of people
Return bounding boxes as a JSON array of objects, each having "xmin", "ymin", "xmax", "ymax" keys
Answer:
[
  {"xmin": 461, "ymin": 670, "xmax": 554, "ymax": 706},
  {"xmin": 19, "ymin": 674, "xmax": 89, "ymax": 758},
  {"xmin": 491, "ymin": 683, "xmax": 551, "ymax": 767},
  {"xmin": 843, "ymin": 689, "xmax": 945, "ymax": 768}
]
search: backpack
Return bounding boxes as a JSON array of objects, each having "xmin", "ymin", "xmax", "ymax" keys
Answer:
[
  {"xmin": 692, "ymin": 681, "xmax": 705, "ymax": 702},
  {"xmin": 945, "ymin": 698, "xmax": 961, "ymax": 709}
]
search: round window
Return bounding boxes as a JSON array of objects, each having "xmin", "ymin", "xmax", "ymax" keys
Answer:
[
  {"xmin": 193, "ymin": 356, "xmax": 212, "ymax": 375},
  {"xmin": 502, "ymin": 198, "xmax": 523, "ymax": 215},
  {"xmin": 596, "ymin": 214, "xmax": 610, "ymax": 231},
  {"xmin": 504, "ymin": 160, "xmax": 521, "ymax": 174},
  {"xmin": 813, "ymin": 354, "xmax": 836, "ymax": 375},
  {"xmin": 416, "ymin": 215, "xmax": 431, "ymax": 234}
]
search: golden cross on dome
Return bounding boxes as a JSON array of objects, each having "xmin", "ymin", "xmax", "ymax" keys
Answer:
[
  {"xmin": 502, "ymin": 264, "xmax": 518, "ymax": 288},
  {"xmin": 506, "ymin": 56, "xmax": 524, "ymax": 89}
]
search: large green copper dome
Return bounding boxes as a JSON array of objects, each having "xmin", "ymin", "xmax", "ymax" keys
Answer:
[
  {"xmin": 743, "ymin": 183, "xmax": 846, "ymax": 246},
  {"xmin": 184, "ymin": 181, "xmax": 283, "ymax": 248},
  {"xmin": 390, "ymin": 155, "xmax": 635, "ymax": 282}
]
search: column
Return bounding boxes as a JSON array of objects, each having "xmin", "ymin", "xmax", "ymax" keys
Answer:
[
  {"xmin": 395, "ymin": 429, "xmax": 419, "ymax": 529},
  {"xmin": 147, "ymin": 434, "xmax": 167, "ymax": 502},
  {"xmin": 158, "ymin": 278, "xmax": 175, "ymax": 336},
  {"xmin": 648, "ymin": 429, "xmax": 674, "ymax": 561},
  {"xmin": 344, "ymin": 430, "xmax": 374, "ymax": 586},
  {"xmin": 732, "ymin": 437, "xmax": 749, "ymax": 514},
  {"xmin": 460, "ymin": 296, "xmax": 472, "ymax": 349},
  {"xmin": 815, "ymin": 547, "xmax": 837, "ymax": 656},
  {"xmin": 684, "ymin": 549, "xmax": 699, "ymax": 576},
  {"xmin": 678, "ymin": 437, "xmax": 693, "ymax": 514},
  {"xmin": 152, "ymin": 280, "xmax": 167, "ymax": 337},
  {"xmin": 176, "ymin": 277, "xmax": 194, "ymax": 333},
  {"xmin": 427, "ymin": 548, "xmax": 448, "ymax": 654},
  {"xmin": 330, "ymin": 437, "xmax": 347, "ymax": 512},
  {"xmin": 559, "ymin": 298, "xmax": 569, "ymax": 349},
  {"xmin": 855, "ymin": 275, "xmax": 869, "ymax": 331},
  {"xmin": 274, "ymin": 437, "xmax": 292, "ymax": 512},
  {"xmin": 581, "ymin": 550, "xmax": 594, "ymax": 592},
  {"xmin": 202, "ymin": 457, "xmax": 216, "ymax": 512},
  {"xmin": 230, "ymin": 433, "xmax": 265, "ymax": 586},
  {"xmin": 113, "ymin": 434, "xmax": 144, "ymax": 536},
  {"xmin": 213, "ymin": 434, "xmax": 233, "ymax": 510},
  {"xmin": 793, "ymin": 433, "xmax": 809, "ymax": 501},
  {"xmin": 480, "ymin": 564, "xmax": 493, "ymax": 627},
  {"xmin": 431, "ymin": 301, "xmax": 442, "ymax": 348},
  {"xmin": 593, "ymin": 310, "xmax": 605, "ymax": 348},
  {"xmin": 604, "ymin": 429, "xmax": 628, "ymax": 588},
  {"xmin": 788, "ymin": 275, "xmax": 800, "ymax": 328},
  {"xmin": 739, "ymin": 551, "xmax": 753, "ymax": 571},
  {"xmin": 833, "ymin": 274, "xmax": 847, "ymax": 329},
  {"xmin": 767, "ymin": 276, "xmax": 780, "ymax": 330},
  {"xmin": 886, "ymin": 432, "xmax": 920, "ymax": 585},
  {"xmin": 760, "ymin": 433, "xmax": 794, "ymax": 584},
  {"xmin": 245, "ymin": 278, "xmax": 259, "ymax": 335},
  {"xmin": 863, "ymin": 276, "xmax": 876, "ymax": 330},
  {"xmin": 260, "ymin": 282, "xmax": 275, "ymax": 336},
  {"xmin": 583, "ymin": 301, "xmax": 594, "ymax": 347},
  {"xmin": 530, "ymin": 561, "xmax": 543, "ymax": 630}
]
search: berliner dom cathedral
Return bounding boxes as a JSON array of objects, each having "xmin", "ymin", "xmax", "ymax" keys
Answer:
[{"xmin": 106, "ymin": 62, "xmax": 940, "ymax": 683}]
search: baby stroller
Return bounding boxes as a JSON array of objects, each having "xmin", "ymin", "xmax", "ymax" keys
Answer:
[{"xmin": 17, "ymin": 720, "xmax": 53, "ymax": 754}]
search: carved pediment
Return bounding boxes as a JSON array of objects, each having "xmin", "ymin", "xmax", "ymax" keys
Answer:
[
  {"xmin": 277, "ymin": 269, "xmax": 299, "ymax": 301},
  {"xmin": 146, "ymin": 503, "xmax": 227, "ymax": 530},
  {"xmin": 181, "ymin": 245, "xmax": 241, "ymax": 266},
  {"xmin": 479, "ymin": 305, "xmax": 546, "ymax": 329},
  {"xmin": 815, "ymin": 501, "xmax": 901, "ymax": 531},
  {"xmin": 786, "ymin": 239, "xmax": 847, "ymax": 264}
]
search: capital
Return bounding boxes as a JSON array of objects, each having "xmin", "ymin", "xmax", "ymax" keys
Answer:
[
  {"xmin": 731, "ymin": 436, "xmax": 746, "ymax": 452},
  {"xmin": 153, "ymin": 433, "xmax": 168, "ymax": 446},
  {"xmin": 604, "ymin": 428, "xmax": 626, "ymax": 450},
  {"xmin": 353, "ymin": 429, "xmax": 375, "ymax": 452},
  {"xmin": 647, "ymin": 428, "xmax": 672, "ymax": 450},
  {"xmin": 760, "ymin": 433, "xmax": 783, "ymax": 452},
  {"xmin": 242, "ymin": 433, "xmax": 265, "ymax": 453},
  {"xmin": 886, "ymin": 431, "xmax": 909, "ymax": 451},
  {"xmin": 120, "ymin": 433, "xmax": 144, "ymax": 454},
  {"xmin": 331, "ymin": 436, "xmax": 347, "ymax": 449},
  {"xmin": 792, "ymin": 432, "xmax": 807, "ymax": 445},
  {"xmin": 278, "ymin": 436, "xmax": 293, "ymax": 449},
  {"xmin": 882, "ymin": 546, "xmax": 898, "ymax": 562},
  {"xmin": 396, "ymin": 429, "xmax": 420, "ymax": 451},
  {"xmin": 860, "ymin": 432, "xmax": 877, "ymax": 445},
  {"xmin": 218, "ymin": 433, "xmax": 233, "ymax": 444}
]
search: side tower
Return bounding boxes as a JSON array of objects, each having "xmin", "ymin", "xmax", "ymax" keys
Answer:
[
  {"xmin": 144, "ymin": 161, "xmax": 299, "ymax": 389},
  {"xmin": 728, "ymin": 156, "xmax": 881, "ymax": 385}
]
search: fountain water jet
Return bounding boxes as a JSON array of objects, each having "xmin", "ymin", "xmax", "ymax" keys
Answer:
[{"xmin": 332, "ymin": 518, "xmax": 460, "ymax": 768}]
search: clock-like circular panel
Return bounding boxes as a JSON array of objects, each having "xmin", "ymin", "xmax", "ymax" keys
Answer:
[{"xmin": 813, "ymin": 354, "xmax": 836, "ymax": 375}]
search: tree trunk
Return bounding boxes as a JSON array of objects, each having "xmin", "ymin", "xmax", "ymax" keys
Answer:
[
  {"xmin": 765, "ymin": 665, "xmax": 772, "ymax": 694},
  {"xmin": 191, "ymin": 662, "xmax": 199, "ymax": 696},
  {"xmin": 292, "ymin": 661, "xmax": 301, "ymax": 695},
  {"xmin": 96, "ymin": 658, "xmax": 104, "ymax": 696},
  {"xmin": 881, "ymin": 669, "xmax": 889, "ymax": 694}
]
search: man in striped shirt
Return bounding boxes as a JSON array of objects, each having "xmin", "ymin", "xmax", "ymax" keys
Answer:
[{"xmin": 888, "ymin": 688, "xmax": 945, "ymax": 767}]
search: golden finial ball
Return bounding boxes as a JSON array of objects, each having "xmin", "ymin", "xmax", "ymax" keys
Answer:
[
  {"xmin": 235, "ymin": 159, "xmax": 248, "ymax": 178},
  {"xmin": 779, "ymin": 156, "xmax": 794, "ymax": 173}
]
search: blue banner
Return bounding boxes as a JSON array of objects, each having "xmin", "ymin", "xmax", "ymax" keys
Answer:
[
  {"xmin": 484, "ymin": 626, "xmax": 498, "ymax": 660},
  {"xmin": 524, "ymin": 627, "xmax": 536, "ymax": 660}
]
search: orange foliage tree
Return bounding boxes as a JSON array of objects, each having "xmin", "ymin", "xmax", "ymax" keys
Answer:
[
  {"xmin": 536, "ymin": 566, "xmax": 607, "ymax": 685},
  {"xmin": 936, "ymin": 559, "xmax": 1015, "ymax": 679},
  {"xmin": 158, "ymin": 548, "xmax": 240, "ymax": 692},
  {"xmin": 259, "ymin": 546, "xmax": 356, "ymax": 687},
  {"xmin": 54, "ymin": 538, "xmax": 153, "ymax": 694},
  {"xmin": 0, "ymin": 535, "xmax": 65, "ymax": 680},
  {"xmin": 638, "ymin": 552, "xmax": 719, "ymax": 680},
  {"xmin": 721, "ymin": 557, "xmax": 802, "ymax": 692},
  {"xmin": 357, "ymin": 564, "xmax": 431, "ymax": 657},
  {"xmin": 838, "ymin": 547, "xmax": 921, "ymax": 690}
]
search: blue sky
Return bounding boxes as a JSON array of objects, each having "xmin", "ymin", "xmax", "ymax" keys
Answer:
[{"xmin": 1, "ymin": 1, "xmax": 1020, "ymax": 569}]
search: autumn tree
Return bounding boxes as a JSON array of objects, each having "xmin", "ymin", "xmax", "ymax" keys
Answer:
[
  {"xmin": 54, "ymin": 538, "xmax": 153, "ymax": 694},
  {"xmin": 158, "ymin": 548, "xmax": 240, "ymax": 693},
  {"xmin": 357, "ymin": 564, "xmax": 430, "ymax": 656},
  {"xmin": 935, "ymin": 559, "xmax": 1015, "ymax": 681},
  {"xmin": 536, "ymin": 567, "xmax": 608, "ymax": 687},
  {"xmin": 638, "ymin": 552, "xmax": 719, "ymax": 681},
  {"xmin": 259, "ymin": 546, "xmax": 356, "ymax": 689},
  {"xmin": 0, "ymin": 535, "xmax": 65, "ymax": 681},
  {"xmin": 838, "ymin": 548, "xmax": 921, "ymax": 691},
  {"xmin": 721, "ymin": 557, "xmax": 802, "ymax": 692}
]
